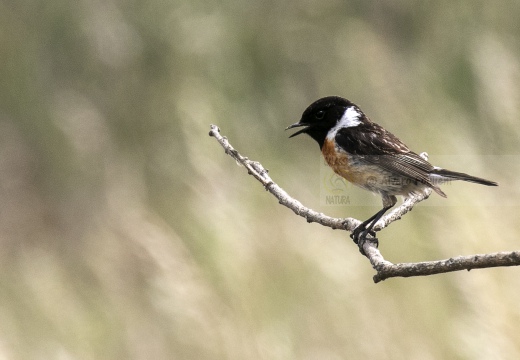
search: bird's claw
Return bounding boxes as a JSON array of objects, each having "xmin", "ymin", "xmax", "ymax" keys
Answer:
[
  {"xmin": 350, "ymin": 225, "xmax": 378, "ymax": 256},
  {"xmin": 350, "ymin": 225, "xmax": 375, "ymax": 244}
]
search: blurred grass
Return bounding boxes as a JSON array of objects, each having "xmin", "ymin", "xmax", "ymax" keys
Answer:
[{"xmin": 1, "ymin": 0, "xmax": 520, "ymax": 359}]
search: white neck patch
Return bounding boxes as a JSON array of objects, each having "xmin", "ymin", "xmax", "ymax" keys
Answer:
[{"xmin": 326, "ymin": 106, "xmax": 362, "ymax": 140}]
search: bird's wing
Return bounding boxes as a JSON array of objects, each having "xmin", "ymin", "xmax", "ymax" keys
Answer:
[{"xmin": 335, "ymin": 124, "xmax": 445, "ymax": 196}]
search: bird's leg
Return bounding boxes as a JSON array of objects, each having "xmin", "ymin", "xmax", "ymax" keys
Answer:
[
  {"xmin": 351, "ymin": 208, "xmax": 387, "ymax": 254},
  {"xmin": 351, "ymin": 195, "xmax": 397, "ymax": 253}
]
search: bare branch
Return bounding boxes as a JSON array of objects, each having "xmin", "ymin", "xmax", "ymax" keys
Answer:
[
  {"xmin": 209, "ymin": 124, "xmax": 520, "ymax": 283},
  {"xmin": 371, "ymin": 251, "xmax": 520, "ymax": 283},
  {"xmin": 209, "ymin": 124, "xmax": 360, "ymax": 231},
  {"xmin": 372, "ymin": 190, "xmax": 430, "ymax": 232}
]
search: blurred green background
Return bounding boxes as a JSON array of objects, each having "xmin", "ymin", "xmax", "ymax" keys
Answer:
[{"xmin": 1, "ymin": 0, "xmax": 520, "ymax": 359}]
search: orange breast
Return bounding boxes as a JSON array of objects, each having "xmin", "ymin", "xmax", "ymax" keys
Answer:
[
  {"xmin": 322, "ymin": 139, "xmax": 354, "ymax": 180},
  {"xmin": 322, "ymin": 138, "xmax": 380, "ymax": 188}
]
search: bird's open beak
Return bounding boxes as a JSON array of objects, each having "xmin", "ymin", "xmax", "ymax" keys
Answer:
[{"xmin": 285, "ymin": 122, "xmax": 309, "ymax": 138}]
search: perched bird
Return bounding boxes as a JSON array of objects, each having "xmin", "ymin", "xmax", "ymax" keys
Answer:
[{"xmin": 286, "ymin": 96, "xmax": 498, "ymax": 245}]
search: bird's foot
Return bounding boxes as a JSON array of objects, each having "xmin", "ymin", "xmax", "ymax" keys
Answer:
[
  {"xmin": 357, "ymin": 234, "xmax": 379, "ymax": 256},
  {"xmin": 350, "ymin": 225, "xmax": 378, "ymax": 256},
  {"xmin": 350, "ymin": 225, "xmax": 375, "ymax": 244}
]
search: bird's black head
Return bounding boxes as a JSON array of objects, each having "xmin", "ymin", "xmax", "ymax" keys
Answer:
[{"xmin": 286, "ymin": 96, "xmax": 360, "ymax": 148}]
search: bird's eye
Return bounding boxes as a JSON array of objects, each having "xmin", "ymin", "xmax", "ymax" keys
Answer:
[{"xmin": 315, "ymin": 110, "xmax": 325, "ymax": 119}]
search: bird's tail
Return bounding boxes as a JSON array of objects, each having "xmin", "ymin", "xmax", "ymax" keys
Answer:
[{"xmin": 431, "ymin": 168, "xmax": 498, "ymax": 187}]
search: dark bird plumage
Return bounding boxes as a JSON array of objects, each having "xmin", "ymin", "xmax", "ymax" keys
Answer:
[{"xmin": 287, "ymin": 96, "xmax": 498, "ymax": 246}]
